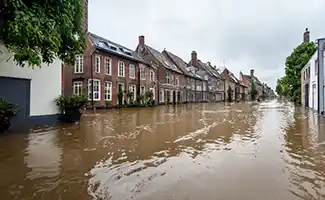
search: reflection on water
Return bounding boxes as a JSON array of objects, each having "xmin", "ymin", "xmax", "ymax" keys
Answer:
[{"xmin": 1, "ymin": 101, "xmax": 325, "ymax": 199}]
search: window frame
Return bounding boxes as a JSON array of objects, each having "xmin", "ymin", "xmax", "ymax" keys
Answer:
[
  {"xmin": 104, "ymin": 57, "xmax": 112, "ymax": 75},
  {"xmin": 150, "ymin": 69, "xmax": 155, "ymax": 82},
  {"xmin": 88, "ymin": 79, "xmax": 101, "ymax": 101},
  {"xmin": 74, "ymin": 54, "xmax": 83, "ymax": 73},
  {"xmin": 104, "ymin": 81, "xmax": 112, "ymax": 101},
  {"xmin": 140, "ymin": 66, "xmax": 146, "ymax": 80},
  {"xmin": 129, "ymin": 64, "xmax": 135, "ymax": 79},
  {"xmin": 73, "ymin": 81, "xmax": 83, "ymax": 96},
  {"xmin": 118, "ymin": 61, "xmax": 125, "ymax": 77},
  {"xmin": 95, "ymin": 55, "xmax": 100, "ymax": 73}
]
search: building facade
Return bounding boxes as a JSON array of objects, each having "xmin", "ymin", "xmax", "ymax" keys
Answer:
[
  {"xmin": 188, "ymin": 51, "xmax": 225, "ymax": 102},
  {"xmin": 163, "ymin": 50, "xmax": 207, "ymax": 103},
  {"xmin": 63, "ymin": 33, "xmax": 157, "ymax": 108},
  {"xmin": 136, "ymin": 36, "xmax": 185, "ymax": 104},
  {"xmin": 0, "ymin": 43, "xmax": 62, "ymax": 130}
]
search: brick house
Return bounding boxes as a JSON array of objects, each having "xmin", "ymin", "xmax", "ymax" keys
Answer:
[
  {"xmin": 136, "ymin": 36, "xmax": 185, "ymax": 104},
  {"xmin": 241, "ymin": 69, "xmax": 263, "ymax": 100},
  {"xmin": 162, "ymin": 50, "xmax": 207, "ymax": 103},
  {"xmin": 188, "ymin": 51, "xmax": 225, "ymax": 102},
  {"xmin": 63, "ymin": 32, "xmax": 157, "ymax": 108},
  {"xmin": 218, "ymin": 67, "xmax": 238, "ymax": 101}
]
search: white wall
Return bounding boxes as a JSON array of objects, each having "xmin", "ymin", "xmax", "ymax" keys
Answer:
[
  {"xmin": 308, "ymin": 52, "xmax": 318, "ymax": 111},
  {"xmin": 0, "ymin": 44, "xmax": 61, "ymax": 116}
]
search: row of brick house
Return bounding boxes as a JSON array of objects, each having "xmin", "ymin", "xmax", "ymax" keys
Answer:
[{"xmin": 62, "ymin": 32, "xmax": 270, "ymax": 107}]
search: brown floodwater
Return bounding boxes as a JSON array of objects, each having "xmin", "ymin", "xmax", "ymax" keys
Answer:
[{"xmin": 1, "ymin": 100, "xmax": 325, "ymax": 200}]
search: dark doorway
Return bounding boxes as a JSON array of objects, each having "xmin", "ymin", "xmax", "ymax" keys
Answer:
[
  {"xmin": 305, "ymin": 83, "xmax": 309, "ymax": 107},
  {"xmin": 0, "ymin": 76, "xmax": 30, "ymax": 130}
]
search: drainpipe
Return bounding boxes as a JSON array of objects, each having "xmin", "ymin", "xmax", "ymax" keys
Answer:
[{"xmin": 317, "ymin": 38, "xmax": 325, "ymax": 115}]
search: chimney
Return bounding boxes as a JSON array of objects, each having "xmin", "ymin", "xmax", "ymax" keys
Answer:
[
  {"xmin": 191, "ymin": 51, "xmax": 197, "ymax": 66},
  {"xmin": 250, "ymin": 69, "xmax": 254, "ymax": 77},
  {"xmin": 82, "ymin": 0, "xmax": 88, "ymax": 32},
  {"xmin": 139, "ymin": 35, "xmax": 145, "ymax": 49},
  {"xmin": 303, "ymin": 28, "xmax": 310, "ymax": 43}
]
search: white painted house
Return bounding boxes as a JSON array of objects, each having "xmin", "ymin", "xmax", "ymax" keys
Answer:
[
  {"xmin": 301, "ymin": 52, "xmax": 318, "ymax": 111},
  {"xmin": 0, "ymin": 43, "xmax": 61, "ymax": 130}
]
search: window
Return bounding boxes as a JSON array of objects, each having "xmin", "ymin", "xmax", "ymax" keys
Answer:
[
  {"xmin": 95, "ymin": 55, "xmax": 100, "ymax": 73},
  {"xmin": 129, "ymin": 84, "xmax": 136, "ymax": 101},
  {"xmin": 105, "ymin": 58, "xmax": 111, "ymax": 75},
  {"xmin": 165, "ymin": 72, "xmax": 171, "ymax": 84},
  {"xmin": 175, "ymin": 76, "xmax": 180, "ymax": 86},
  {"xmin": 159, "ymin": 89, "xmax": 164, "ymax": 103},
  {"xmin": 140, "ymin": 86, "xmax": 145, "ymax": 95},
  {"xmin": 118, "ymin": 61, "xmax": 125, "ymax": 77},
  {"xmin": 129, "ymin": 64, "xmax": 135, "ymax": 79},
  {"xmin": 73, "ymin": 81, "xmax": 83, "ymax": 96},
  {"xmin": 74, "ymin": 55, "xmax": 83, "ymax": 73},
  {"xmin": 88, "ymin": 79, "xmax": 101, "ymax": 101},
  {"xmin": 204, "ymin": 75, "xmax": 208, "ymax": 80},
  {"xmin": 202, "ymin": 82, "xmax": 207, "ymax": 91},
  {"xmin": 150, "ymin": 70, "xmax": 155, "ymax": 82},
  {"xmin": 140, "ymin": 66, "xmax": 146, "ymax": 80},
  {"xmin": 315, "ymin": 59, "xmax": 318, "ymax": 75},
  {"xmin": 104, "ymin": 81, "xmax": 112, "ymax": 101}
]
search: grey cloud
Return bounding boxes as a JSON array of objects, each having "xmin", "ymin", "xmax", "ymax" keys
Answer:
[{"xmin": 88, "ymin": 0, "xmax": 325, "ymax": 89}]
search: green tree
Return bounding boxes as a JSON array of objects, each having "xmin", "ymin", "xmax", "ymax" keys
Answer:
[
  {"xmin": 251, "ymin": 80, "xmax": 258, "ymax": 100},
  {"xmin": 276, "ymin": 42, "xmax": 316, "ymax": 103},
  {"xmin": 0, "ymin": 0, "xmax": 86, "ymax": 68}
]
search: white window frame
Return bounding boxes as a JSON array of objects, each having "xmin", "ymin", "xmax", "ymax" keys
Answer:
[
  {"xmin": 175, "ymin": 76, "xmax": 180, "ymax": 86},
  {"xmin": 104, "ymin": 81, "xmax": 112, "ymax": 101},
  {"xmin": 95, "ymin": 55, "xmax": 100, "ymax": 73},
  {"xmin": 140, "ymin": 66, "xmax": 146, "ymax": 80},
  {"xmin": 165, "ymin": 72, "xmax": 170, "ymax": 84},
  {"xmin": 129, "ymin": 64, "xmax": 135, "ymax": 79},
  {"xmin": 150, "ymin": 70, "xmax": 155, "ymax": 82},
  {"xmin": 74, "ymin": 54, "xmax": 83, "ymax": 73},
  {"xmin": 88, "ymin": 79, "xmax": 101, "ymax": 101},
  {"xmin": 104, "ymin": 57, "xmax": 111, "ymax": 75},
  {"xmin": 73, "ymin": 81, "xmax": 83, "ymax": 96},
  {"xmin": 118, "ymin": 61, "xmax": 125, "ymax": 77}
]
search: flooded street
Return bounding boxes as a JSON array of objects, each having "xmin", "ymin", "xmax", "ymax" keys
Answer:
[{"xmin": 2, "ymin": 100, "xmax": 325, "ymax": 200}]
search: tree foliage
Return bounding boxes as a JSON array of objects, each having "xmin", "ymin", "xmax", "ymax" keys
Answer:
[
  {"xmin": 251, "ymin": 80, "xmax": 258, "ymax": 100},
  {"xmin": 0, "ymin": 0, "xmax": 86, "ymax": 68},
  {"xmin": 275, "ymin": 42, "xmax": 316, "ymax": 103}
]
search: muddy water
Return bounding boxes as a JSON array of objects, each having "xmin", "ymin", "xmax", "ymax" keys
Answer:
[{"xmin": 1, "ymin": 101, "xmax": 325, "ymax": 200}]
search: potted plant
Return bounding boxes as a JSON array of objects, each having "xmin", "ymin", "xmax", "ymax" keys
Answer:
[
  {"xmin": 145, "ymin": 90, "xmax": 155, "ymax": 107},
  {"xmin": 55, "ymin": 95, "xmax": 88, "ymax": 123},
  {"xmin": 0, "ymin": 98, "xmax": 19, "ymax": 133},
  {"xmin": 127, "ymin": 91, "xmax": 135, "ymax": 107}
]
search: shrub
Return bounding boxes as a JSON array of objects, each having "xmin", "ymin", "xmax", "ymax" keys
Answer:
[
  {"xmin": 0, "ymin": 98, "xmax": 19, "ymax": 132},
  {"xmin": 55, "ymin": 95, "xmax": 88, "ymax": 114}
]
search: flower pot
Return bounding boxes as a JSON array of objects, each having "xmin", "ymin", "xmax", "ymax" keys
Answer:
[
  {"xmin": 59, "ymin": 110, "xmax": 82, "ymax": 123},
  {"xmin": 0, "ymin": 121, "xmax": 10, "ymax": 134}
]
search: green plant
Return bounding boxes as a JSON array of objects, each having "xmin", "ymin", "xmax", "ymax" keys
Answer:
[
  {"xmin": 117, "ymin": 87, "xmax": 124, "ymax": 107},
  {"xmin": 127, "ymin": 91, "xmax": 134, "ymax": 105},
  {"xmin": 0, "ymin": 0, "xmax": 86, "ymax": 68},
  {"xmin": 55, "ymin": 95, "xmax": 88, "ymax": 113},
  {"xmin": 0, "ymin": 98, "xmax": 19, "ymax": 132},
  {"xmin": 105, "ymin": 101, "xmax": 112, "ymax": 108},
  {"xmin": 227, "ymin": 86, "xmax": 233, "ymax": 102},
  {"xmin": 251, "ymin": 81, "xmax": 258, "ymax": 101}
]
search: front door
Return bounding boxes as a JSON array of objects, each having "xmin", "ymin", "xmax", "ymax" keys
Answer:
[{"xmin": 0, "ymin": 76, "xmax": 30, "ymax": 130}]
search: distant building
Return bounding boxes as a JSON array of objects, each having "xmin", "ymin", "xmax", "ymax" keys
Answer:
[{"xmin": 300, "ymin": 28, "xmax": 325, "ymax": 115}]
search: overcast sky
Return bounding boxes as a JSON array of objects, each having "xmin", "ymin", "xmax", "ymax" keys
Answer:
[{"xmin": 88, "ymin": 0, "xmax": 325, "ymax": 89}]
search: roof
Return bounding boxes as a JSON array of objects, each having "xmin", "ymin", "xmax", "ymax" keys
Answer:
[
  {"xmin": 193, "ymin": 60, "xmax": 223, "ymax": 79},
  {"xmin": 243, "ymin": 73, "xmax": 262, "ymax": 85},
  {"xmin": 217, "ymin": 66, "xmax": 238, "ymax": 83},
  {"xmin": 163, "ymin": 50, "xmax": 203, "ymax": 80},
  {"xmin": 88, "ymin": 32, "xmax": 147, "ymax": 64},
  {"xmin": 145, "ymin": 45, "xmax": 183, "ymax": 74}
]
